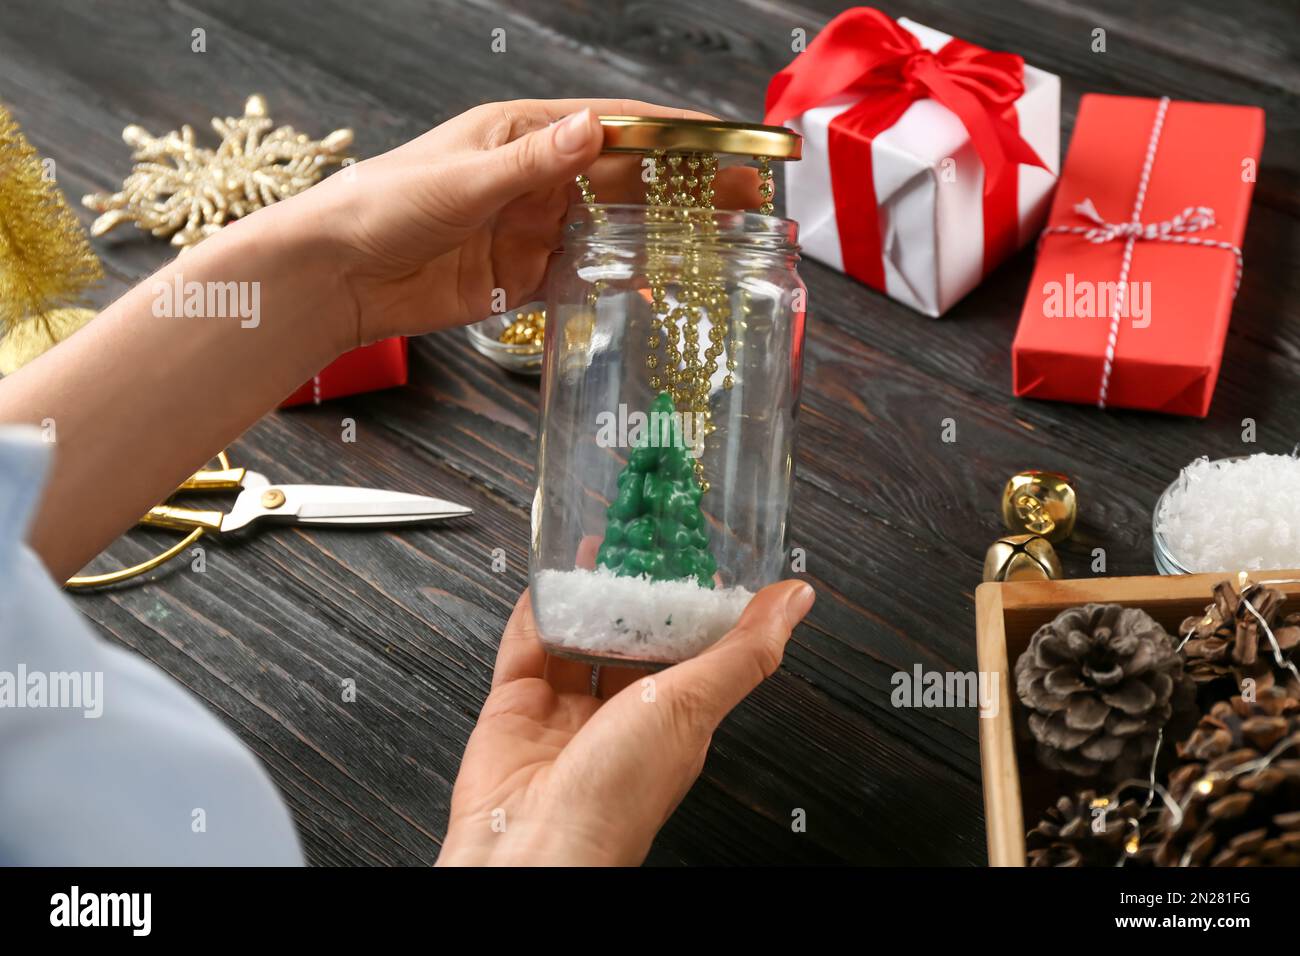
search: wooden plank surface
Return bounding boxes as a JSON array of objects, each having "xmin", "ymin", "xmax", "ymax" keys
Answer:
[{"xmin": 1, "ymin": 0, "xmax": 1295, "ymax": 865}]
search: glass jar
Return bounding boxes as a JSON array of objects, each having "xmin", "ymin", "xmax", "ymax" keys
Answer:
[{"xmin": 530, "ymin": 203, "xmax": 807, "ymax": 667}]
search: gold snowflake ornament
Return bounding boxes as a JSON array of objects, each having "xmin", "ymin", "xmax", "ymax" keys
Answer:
[{"xmin": 83, "ymin": 94, "xmax": 353, "ymax": 248}]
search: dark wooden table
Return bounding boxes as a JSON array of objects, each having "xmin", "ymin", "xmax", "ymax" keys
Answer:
[{"xmin": 4, "ymin": 0, "xmax": 1295, "ymax": 865}]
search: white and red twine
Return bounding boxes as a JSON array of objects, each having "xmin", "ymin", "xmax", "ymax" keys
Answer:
[{"xmin": 1039, "ymin": 97, "xmax": 1245, "ymax": 409}]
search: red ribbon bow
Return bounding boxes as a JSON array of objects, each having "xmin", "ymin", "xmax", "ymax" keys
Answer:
[{"xmin": 765, "ymin": 7, "xmax": 1049, "ymax": 291}]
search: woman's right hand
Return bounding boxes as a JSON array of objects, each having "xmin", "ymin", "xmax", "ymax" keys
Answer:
[{"xmin": 436, "ymin": 579, "xmax": 814, "ymax": 866}]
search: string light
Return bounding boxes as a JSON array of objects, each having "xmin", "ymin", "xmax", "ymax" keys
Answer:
[
  {"xmin": 1175, "ymin": 734, "xmax": 1300, "ymax": 868},
  {"xmin": 1242, "ymin": 575, "xmax": 1300, "ymax": 686},
  {"xmin": 1110, "ymin": 573, "xmax": 1300, "ymax": 865},
  {"xmin": 1083, "ymin": 778, "xmax": 1182, "ymax": 868}
]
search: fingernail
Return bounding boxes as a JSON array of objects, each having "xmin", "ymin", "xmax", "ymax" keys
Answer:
[
  {"xmin": 554, "ymin": 109, "xmax": 593, "ymax": 154},
  {"xmin": 784, "ymin": 582, "xmax": 815, "ymax": 626}
]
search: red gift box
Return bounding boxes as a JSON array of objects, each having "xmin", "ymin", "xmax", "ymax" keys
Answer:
[
  {"xmin": 280, "ymin": 337, "xmax": 408, "ymax": 407},
  {"xmin": 1012, "ymin": 94, "xmax": 1263, "ymax": 416}
]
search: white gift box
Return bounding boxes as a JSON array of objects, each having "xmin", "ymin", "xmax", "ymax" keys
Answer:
[{"xmin": 782, "ymin": 18, "xmax": 1060, "ymax": 317}]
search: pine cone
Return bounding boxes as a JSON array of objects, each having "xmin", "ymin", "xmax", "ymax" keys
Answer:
[
  {"xmin": 1026, "ymin": 789, "xmax": 1158, "ymax": 867},
  {"xmin": 1157, "ymin": 755, "xmax": 1300, "ymax": 866},
  {"xmin": 1016, "ymin": 603, "xmax": 1193, "ymax": 779},
  {"xmin": 1177, "ymin": 687, "xmax": 1300, "ymax": 762},
  {"xmin": 1180, "ymin": 579, "xmax": 1300, "ymax": 697},
  {"xmin": 1157, "ymin": 686, "xmax": 1300, "ymax": 866}
]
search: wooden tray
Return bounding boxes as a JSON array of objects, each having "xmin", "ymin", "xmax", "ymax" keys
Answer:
[{"xmin": 974, "ymin": 569, "xmax": 1300, "ymax": 866}]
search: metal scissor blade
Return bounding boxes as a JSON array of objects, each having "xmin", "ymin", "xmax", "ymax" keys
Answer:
[
  {"xmin": 222, "ymin": 484, "xmax": 472, "ymax": 532},
  {"xmin": 293, "ymin": 486, "xmax": 473, "ymax": 524}
]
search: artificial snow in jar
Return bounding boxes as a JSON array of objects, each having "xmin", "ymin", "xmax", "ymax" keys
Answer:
[{"xmin": 529, "ymin": 117, "xmax": 805, "ymax": 667}]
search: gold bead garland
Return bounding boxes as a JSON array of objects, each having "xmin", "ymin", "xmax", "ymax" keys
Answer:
[
  {"xmin": 579, "ymin": 153, "xmax": 776, "ymax": 492},
  {"xmin": 758, "ymin": 156, "xmax": 775, "ymax": 216},
  {"xmin": 574, "ymin": 174, "xmax": 606, "ymax": 318}
]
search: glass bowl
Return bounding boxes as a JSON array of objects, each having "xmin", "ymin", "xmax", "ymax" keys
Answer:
[
  {"xmin": 1151, "ymin": 479, "xmax": 1192, "ymax": 575},
  {"xmin": 1152, "ymin": 455, "xmax": 1256, "ymax": 575},
  {"xmin": 466, "ymin": 303, "xmax": 546, "ymax": 376}
]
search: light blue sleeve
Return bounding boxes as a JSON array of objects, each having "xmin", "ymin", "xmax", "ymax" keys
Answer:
[{"xmin": 0, "ymin": 427, "xmax": 303, "ymax": 865}]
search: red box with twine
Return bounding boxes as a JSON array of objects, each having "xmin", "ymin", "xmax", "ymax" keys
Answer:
[{"xmin": 1012, "ymin": 94, "xmax": 1264, "ymax": 417}]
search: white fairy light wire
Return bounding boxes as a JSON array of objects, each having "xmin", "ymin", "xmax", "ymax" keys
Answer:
[
  {"xmin": 1175, "ymin": 731, "xmax": 1300, "ymax": 868},
  {"xmin": 1122, "ymin": 573, "xmax": 1300, "ymax": 863}
]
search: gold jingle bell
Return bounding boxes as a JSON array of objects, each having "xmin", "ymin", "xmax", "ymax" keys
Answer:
[
  {"xmin": 983, "ymin": 533, "xmax": 1063, "ymax": 583},
  {"xmin": 1000, "ymin": 470, "xmax": 1077, "ymax": 544}
]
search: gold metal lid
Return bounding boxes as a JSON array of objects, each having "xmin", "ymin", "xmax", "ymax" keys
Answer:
[{"xmin": 597, "ymin": 115, "xmax": 802, "ymax": 161}]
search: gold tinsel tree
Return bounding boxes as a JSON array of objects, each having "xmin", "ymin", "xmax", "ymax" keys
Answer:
[{"xmin": 0, "ymin": 102, "xmax": 103, "ymax": 374}]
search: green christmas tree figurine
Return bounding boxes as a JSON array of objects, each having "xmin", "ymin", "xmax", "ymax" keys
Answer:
[{"xmin": 596, "ymin": 392, "xmax": 717, "ymax": 588}]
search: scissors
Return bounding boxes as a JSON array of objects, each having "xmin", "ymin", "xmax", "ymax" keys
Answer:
[{"xmin": 66, "ymin": 450, "xmax": 473, "ymax": 589}]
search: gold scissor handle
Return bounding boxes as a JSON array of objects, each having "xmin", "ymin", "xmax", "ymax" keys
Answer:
[
  {"xmin": 66, "ymin": 450, "xmax": 233, "ymax": 590},
  {"xmin": 139, "ymin": 504, "xmax": 226, "ymax": 532},
  {"xmin": 176, "ymin": 467, "xmax": 246, "ymax": 491}
]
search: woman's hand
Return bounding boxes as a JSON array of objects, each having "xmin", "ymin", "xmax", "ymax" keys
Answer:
[
  {"xmin": 436, "ymin": 579, "xmax": 815, "ymax": 866},
  {"xmin": 297, "ymin": 99, "xmax": 760, "ymax": 347}
]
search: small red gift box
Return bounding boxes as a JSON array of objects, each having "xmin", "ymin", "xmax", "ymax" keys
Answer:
[
  {"xmin": 1012, "ymin": 94, "xmax": 1264, "ymax": 417},
  {"xmin": 280, "ymin": 337, "xmax": 408, "ymax": 407}
]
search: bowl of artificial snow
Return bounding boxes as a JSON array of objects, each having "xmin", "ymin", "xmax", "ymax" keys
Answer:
[{"xmin": 1153, "ymin": 452, "xmax": 1300, "ymax": 574}]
